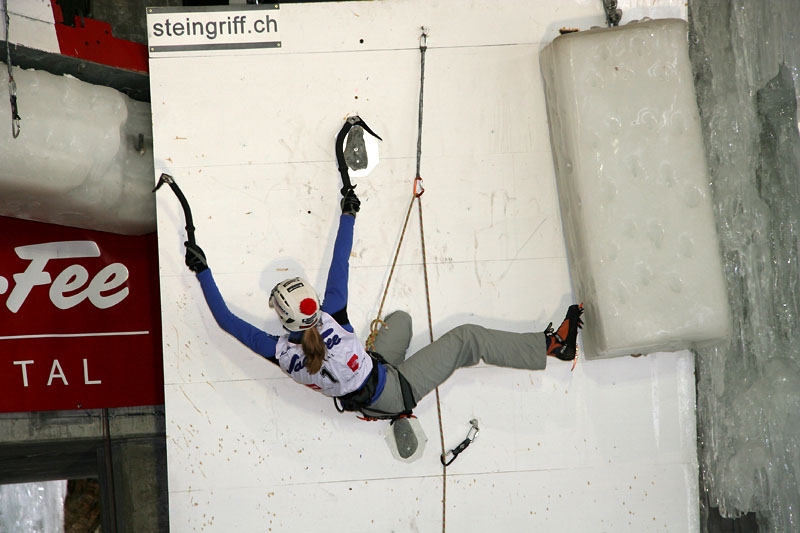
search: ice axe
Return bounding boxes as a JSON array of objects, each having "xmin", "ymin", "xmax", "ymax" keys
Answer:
[
  {"xmin": 152, "ymin": 173, "xmax": 196, "ymax": 246},
  {"xmin": 335, "ymin": 116, "xmax": 382, "ymax": 195}
]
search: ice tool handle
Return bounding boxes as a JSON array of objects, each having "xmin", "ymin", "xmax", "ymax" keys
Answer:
[
  {"xmin": 153, "ymin": 173, "xmax": 197, "ymax": 246},
  {"xmin": 335, "ymin": 116, "xmax": 382, "ymax": 196},
  {"xmin": 440, "ymin": 419, "xmax": 480, "ymax": 466}
]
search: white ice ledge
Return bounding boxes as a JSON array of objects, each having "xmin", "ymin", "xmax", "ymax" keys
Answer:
[{"xmin": 0, "ymin": 64, "xmax": 155, "ymax": 236}]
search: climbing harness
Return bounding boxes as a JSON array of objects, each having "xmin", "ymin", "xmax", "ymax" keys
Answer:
[
  {"xmin": 440, "ymin": 419, "xmax": 480, "ymax": 466},
  {"xmin": 3, "ymin": 0, "xmax": 20, "ymax": 138},
  {"xmin": 335, "ymin": 115, "xmax": 382, "ymax": 195},
  {"xmin": 334, "ymin": 352, "xmax": 417, "ymax": 417},
  {"xmin": 152, "ymin": 173, "xmax": 197, "ymax": 246}
]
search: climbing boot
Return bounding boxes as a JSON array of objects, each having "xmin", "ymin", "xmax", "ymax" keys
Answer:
[{"xmin": 545, "ymin": 303, "xmax": 584, "ymax": 361}]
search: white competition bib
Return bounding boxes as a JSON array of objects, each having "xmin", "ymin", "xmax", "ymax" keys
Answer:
[{"xmin": 275, "ymin": 312, "xmax": 373, "ymax": 397}]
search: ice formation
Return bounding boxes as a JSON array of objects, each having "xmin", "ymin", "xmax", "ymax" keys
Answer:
[
  {"xmin": 0, "ymin": 481, "xmax": 66, "ymax": 531},
  {"xmin": 689, "ymin": 0, "xmax": 800, "ymax": 530},
  {"xmin": 540, "ymin": 18, "xmax": 731, "ymax": 358},
  {"xmin": 0, "ymin": 64, "xmax": 155, "ymax": 235}
]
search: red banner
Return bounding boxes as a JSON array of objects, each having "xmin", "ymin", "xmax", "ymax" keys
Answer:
[{"xmin": 0, "ymin": 217, "xmax": 163, "ymax": 412}]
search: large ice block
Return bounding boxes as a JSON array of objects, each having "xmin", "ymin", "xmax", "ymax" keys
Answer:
[
  {"xmin": 0, "ymin": 65, "xmax": 155, "ymax": 235},
  {"xmin": 540, "ymin": 18, "xmax": 731, "ymax": 358}
]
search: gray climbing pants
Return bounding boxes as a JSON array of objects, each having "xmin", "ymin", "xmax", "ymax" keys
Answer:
[{"xmin": 360, "ymin": 311, "xmax": 548, "ymax": 418}]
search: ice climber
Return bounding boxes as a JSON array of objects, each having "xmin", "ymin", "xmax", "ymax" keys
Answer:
[{"xmin": 183, "ymin": 185, "xmax": 584, "ymax": 420}]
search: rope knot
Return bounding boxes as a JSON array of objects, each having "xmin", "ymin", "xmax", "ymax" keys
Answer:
[{"xmin": 364, "ymin": 318, "xmax": 387, "ymax": 352}]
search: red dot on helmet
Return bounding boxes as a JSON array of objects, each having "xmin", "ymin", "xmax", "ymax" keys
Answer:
[{"xmin": 299, "ymin": 298, "xmax": 318, "ymax": 315}]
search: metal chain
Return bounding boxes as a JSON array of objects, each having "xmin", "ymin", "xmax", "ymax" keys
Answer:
[{"xmin": 3, "ymin": 0, "xmax": 20, "ymax": 138}]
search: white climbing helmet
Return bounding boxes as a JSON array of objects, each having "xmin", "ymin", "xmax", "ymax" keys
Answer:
[{"xmin": 269, "ymin": 277, "xmax": 321, "ymax": 332}]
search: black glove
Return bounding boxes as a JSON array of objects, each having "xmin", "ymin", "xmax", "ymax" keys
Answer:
[
  {"xmin": 341, "ymin": 187, "xmax": 361, "ymax": 216},
  {"xmin": 185, "ymin": 241, "xmax": 208, "ymax": 273}
]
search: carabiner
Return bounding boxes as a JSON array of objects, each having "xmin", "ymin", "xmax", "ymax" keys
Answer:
[
  {"xmin": 413, "ymin": 175, "xmax": 425, "ymax": 197},
  {"xmin": 465, "ymin": 419, "xmax": 479, "ymax": 441}
]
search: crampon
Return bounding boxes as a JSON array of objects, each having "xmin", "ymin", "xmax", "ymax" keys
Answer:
[{"xmin": 545, "ymin": 303, "xmax": 584, "ymax": 370}]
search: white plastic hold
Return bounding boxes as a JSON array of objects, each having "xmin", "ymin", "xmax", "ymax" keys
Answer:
[{"xmin": 385, "ymin": 416, "xmax": 427, "ymax": 463}]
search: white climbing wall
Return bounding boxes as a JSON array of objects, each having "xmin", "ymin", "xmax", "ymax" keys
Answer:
[{"xmin": 149, "ymin": 1, "xmax": 699, "ymax": 531}]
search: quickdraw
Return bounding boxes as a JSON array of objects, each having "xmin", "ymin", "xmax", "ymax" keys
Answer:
[
  {"xmin": 440, "ymin": 419, "xmax": 479, "ymax": 466},
  {"xmin": 152, "ymin": 173, "xmax": 196, "ymax": 246}
]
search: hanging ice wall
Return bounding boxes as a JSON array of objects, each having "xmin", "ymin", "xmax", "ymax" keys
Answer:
[{"xmin": 540, "ymin": 18, "xmax": 731, "ymax": 358}]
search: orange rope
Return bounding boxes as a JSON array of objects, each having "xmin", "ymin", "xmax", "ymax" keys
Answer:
[{"xmin": 364, "ymin": 193, "xmax": 416, "ymax": 352}]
